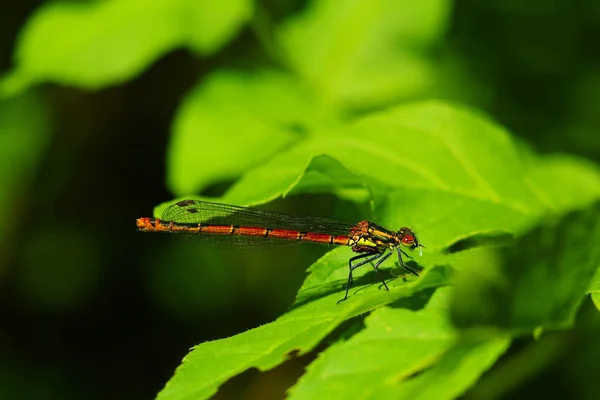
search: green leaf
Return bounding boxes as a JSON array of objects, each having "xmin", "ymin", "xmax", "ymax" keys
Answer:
[
  {"xmin": 155, "ymin": 249, "xmax": 453, "ymax": 400},
  {"xmin": 0, "ymin": 0, "xmax": 252, "ymax": 95},
  {"xmin": 288, "ymin": 155, "xmax": 371, "ymax": 203},
  {"xmin": 294, "ymin": 301, "xmax": 456, "ymax": 396},
  {"xmin": 167, "ymin": 70, "xmax": 327, "ymax": 195},
  {"xmin": 288, "ymin": 290, "xmax": 509, "ymax": 400},
  {"xmin": 152, "ymin": 101, "xmax": 600, "ymax": 400},
  {"xmin": 451, "ymin": 202, "xmax": 600, "ymax": 334},
  {"xmin": 376, "ymin": 337, "xmax": 510, "ymax": 400},
  {"xmin": 181, "ymin": 0, "xmax": 253, "ymax": 54},
  {"xmin": 206, "ymin": 102, "xmax": 600, "ymax": 250},
  {"xmin": 277, "ymin": 0, "xmax": 451, "ymax": 110},
  {"xmin": 525, "ymin": 154, "xmax": 600, "ymax": 212}
]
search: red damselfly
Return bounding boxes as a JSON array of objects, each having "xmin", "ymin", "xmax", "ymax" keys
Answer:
[{"xmin": 136, "ymin": 200, "xmax": 424, "ymax": 303}]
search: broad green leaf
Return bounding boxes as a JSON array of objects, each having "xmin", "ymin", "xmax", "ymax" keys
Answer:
[
  {"xmin": 155, "ymin": 248, "xmax": 453, "ymax": 400},
  {"xmin": 211, "ymin": 102, "xmax": 600, "ymax": 250},
  {"xmin": 167, "ymin": 70, "xmax": 327, "ymax": 195},
  {"xmin": 376, "ymin": 337, "xmax": 510, "ymax": 399},
  {"xmin": 277, "ymin": 0, "xmax": 451, "ymax": 110},
  {"xmin": 152, "ymin": 101, "xmax": 600, "ymax": 400},
  {"xmin": 0, "ymin": 0, "xmax": 251, "ymax": 95},
  {"xmin": 525, "ymin": 154, "xmax": 600, "ymax": 212},
  {"xmin": 181, "ymin": 0, "xmax": 253, "ymax": 54},
  {"xmin": 288, "ymin": 155, "xmax": 371, "ymax": 203},
  {"xmin": 289, "ymin": 288, "xmax": 509, "ymax": 400},
  {"xmin": 451, "ymin": 202, "xmax": 600, "ymax": 334},
  {"xmin": 287, "ymin": 288, "xmax": 453, "ymax": 398}
]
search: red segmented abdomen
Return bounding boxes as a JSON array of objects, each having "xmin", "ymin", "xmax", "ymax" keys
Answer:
[
  {"xmin": 301, "ymin": 232, "xmax": 350, "ymax": 246},
  {"xmin": 265, "ymin": 229, "xmax": 349, "ymax": 245},
  {"xmin": 135, "ymin": 218, "xmax": 352, "ymax": 246}
]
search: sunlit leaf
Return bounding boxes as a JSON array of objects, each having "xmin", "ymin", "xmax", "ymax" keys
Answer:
[
  {"xmin": 277, "ymin": 0, "xmax": 451, "ymax": 110},
  {"xmin": 0, "ymin": 0, "xmax": 252, "ymax": 95},
  {"xmin": 153, "ymin": 101, "xmax": 600, "ymax": 400},
  {"xmin": 288, "ymin": 288, "xmax": 508, "ymax": 400},
  {"xmin": 156, "ymin": 250, "xmax": 452, "ymax": 400},
  {"xmin": 167, "ymin": 70, "xmax": 327, "ymax": 195},
  {"xmin": 212, "ymin": 102, "xmax": 600, "ymax": 250}
]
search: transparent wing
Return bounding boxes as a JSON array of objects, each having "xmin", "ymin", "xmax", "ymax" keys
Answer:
[{"xmin": 162, "ymin": 200, "xmax": 355, "ymax": 236}]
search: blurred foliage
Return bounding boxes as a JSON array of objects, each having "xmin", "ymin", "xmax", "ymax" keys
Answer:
[
  {"xmin": 0, "ymin": 0, "xmax": 252, "ymax": 93},
  {"xmin": 0, "ymin": 0, "xmax": 599, "ymax": 399},
  {"xmin": 0, "ymin": 92, "xmax": 51, "ymax": 274},
  {"xmin": 16, "ymin": 224, "xmax": 101, "ymax": 311},
  {"xmin": 451, "ymin": 203, "xmax": 600, "ymax": 334}
]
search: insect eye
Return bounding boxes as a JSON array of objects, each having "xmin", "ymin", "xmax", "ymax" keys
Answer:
[{"xmin": 401, "ymin": 235, "xmax": 415, "ymax": 246}]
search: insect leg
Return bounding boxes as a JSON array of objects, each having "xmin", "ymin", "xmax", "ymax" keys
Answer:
[
  {"xmin": 396, "ymin": 247, "xmax": 420, "ymax": 277},
  {"xmin": 337, "ymin": 252, "xmax": 383, "ymax": 304},
  {"xmin": 371, "ymin": 250, "xmax": 392, "ymax": 291}
]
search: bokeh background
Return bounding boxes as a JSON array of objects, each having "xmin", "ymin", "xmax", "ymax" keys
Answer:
[{"xmin": 0, "ymin": 0, "xmax": 599, "ymax": 399}]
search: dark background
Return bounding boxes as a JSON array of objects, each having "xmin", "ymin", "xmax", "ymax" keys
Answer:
[{"xmin": 0, "ymin": 1, "xmax": 599, "ymax": 399}]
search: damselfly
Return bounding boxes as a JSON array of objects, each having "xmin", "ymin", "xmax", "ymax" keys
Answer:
[{"xmin": 136, "ymin": 200, "xmax": 424, "ymax": 303}]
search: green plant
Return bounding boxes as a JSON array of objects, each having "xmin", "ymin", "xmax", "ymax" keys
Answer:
[
  {"xmin": 2, "ymin": 1, "xmax": 599, "ymax": 399},
  {"xmin": 152, "ymin": 102, "xmax": 600, "ymax": 399}
]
